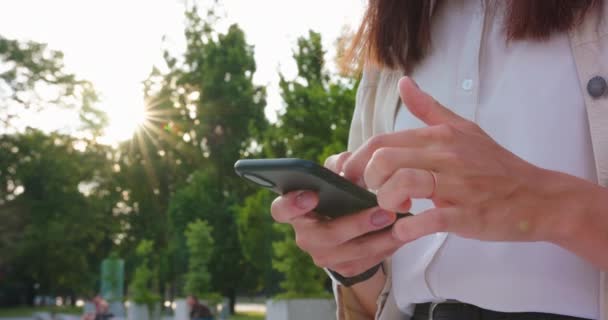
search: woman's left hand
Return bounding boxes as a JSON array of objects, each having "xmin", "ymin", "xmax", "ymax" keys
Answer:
[{"xmin": 342, "ymin": 76, "xmax": 603, "ymax": 246}]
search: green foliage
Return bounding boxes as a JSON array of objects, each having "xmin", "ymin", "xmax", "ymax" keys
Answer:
[
  {"xmin": 0, "ymin": 4, "xmax": 358, "ymax": 306},
  {"xmin": 266, "ymin": 31, "xmax": 357, "ymax": 298},
  {"xmin": 272, "ymin": 31, "xmax": 356, "ymax": 161},
  {"xmin": 234, "ymin": 189, "xmax": 281, "ymax": 294},
  {"xmin": 0, "ymin": 128, "xmax": 118, "ymax": 297},
  {"xmin": 0, "ymin": 36, "xmax": 108, "ymax": 134},
  {"xmin": 184, "ymin": 219, "xmax": 214, "ymax": 297},
  {"xmin": 161, "ymin": 4, "xmax": 269, "ymax": 310},
  {"xmin": 167, "ymin": 169, "xmax": 246, "ymax": 309},
  {"xmin": 272, "ymin": 225, "xmax": 327, "ymax": 297},
  {"xmin": 129, "ymin": 240, "xmax": 161, "ymax": 307},
  {"xmin": 228, "ymin": 312, "xmax": 265, "ymax": 320}
]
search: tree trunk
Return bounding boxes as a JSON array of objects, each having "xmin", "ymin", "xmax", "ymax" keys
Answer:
[
  {"xmin": 25, "ymin": 282, "xmax": 36, "ymax": 306},
  {"xmin": 228, "ymin": 289, "xmax": 236, "ymax": 315}
]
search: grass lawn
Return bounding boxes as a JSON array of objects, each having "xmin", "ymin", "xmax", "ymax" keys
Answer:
[
  {"xmin": 0, "ymin": 306, "xmax": 83, "ymax": 318},
  {"xmin": 229, "ymin": 311, "xmax": 265, "ymax": 320}
]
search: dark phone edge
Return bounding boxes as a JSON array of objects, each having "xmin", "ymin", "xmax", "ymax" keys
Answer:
[
  {"xmin": 234, "ymin": 158, "xmax": 413, "ymax": 216},
  {"xmin": 234, "ymin": 158, "xmax": 376, "ymax": 201}
]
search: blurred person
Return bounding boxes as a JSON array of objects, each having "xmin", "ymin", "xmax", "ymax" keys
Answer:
[
  {"xmin": 187, "ymin": 295, "xmax": 213, "ymax": 320},
  {"xmin": 271, "ymin": 1, "xmax": 608, "ymax": 319},
  {"xmin": 82, "ymin": 296, "xmax": 113, "ymax": 320}
]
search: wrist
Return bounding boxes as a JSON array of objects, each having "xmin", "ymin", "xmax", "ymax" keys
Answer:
[
  {"xmin": 328, "ymin": 263, "xmax": 384, "ymax": 287},
  {"xmin": 349, "ymin": 262, "xmax": 387, "ymax": 318},
  {"xmin": 352, "ymin": 263, "xmax": 386, "ymax": 289},
  {"xmin": 537, "ymin": 168, "xmax": 595, "ymax": 245}
]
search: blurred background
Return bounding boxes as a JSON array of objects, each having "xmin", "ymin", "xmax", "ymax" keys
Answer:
[{"xmin": 0, "ymin": 0, "xmax": 365, "ymax": 319}]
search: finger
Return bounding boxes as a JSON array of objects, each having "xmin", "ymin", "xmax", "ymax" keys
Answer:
[
  {"xmin": 312, "ymin": 228, "xmax": 404, "ymax": 269},
  {"xmin": 399, "ymin": 76, "xmax": 468, "ymax": 126},
  {"xmin": 324, "ymin": 151, "xmax": 351, "ymax": 174},
  {"xmin": 363, "ymin": 147, "xmax": 455, "ymax": 189},
  {"xmin": 376, "ymin": 168, "xmax": 435, "ymax": 212},
  {"xmin": 292, "ymin": 207, "xmax": 396, "ymax": 248},
  {"xmin": 392, "ymin": 206, "xmax": 463, "ymax": 242},
  {"xmin": 270, "ymin": 190, "xmax": 319, "ymax": 223},
  {"xmin": 342, "ymin": 127, "xmax": 454, "ymax": 183}
]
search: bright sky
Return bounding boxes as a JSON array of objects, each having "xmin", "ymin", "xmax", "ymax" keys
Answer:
[{"xmin": 0, "ymin": 0, "xmax": 365, "ymax": 144}]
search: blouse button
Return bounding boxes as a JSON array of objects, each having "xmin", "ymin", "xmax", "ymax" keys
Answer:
[
  {"xmin": 461, "ymin": 79, "xmax": 473, "ymax": 91},
  {"xmin": 587, "ymin": 76, "xmax": 607, "ymax": 98}
]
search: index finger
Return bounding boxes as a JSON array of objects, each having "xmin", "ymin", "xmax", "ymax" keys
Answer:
[
  {"xmin": 324, "ymin": 151, "xmax": 351, "ymax": 174},
  {"xmin": 342, "ymin": 129, "xmax": 433, "ymax": 182}
]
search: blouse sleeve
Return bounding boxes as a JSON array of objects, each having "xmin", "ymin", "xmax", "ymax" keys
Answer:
[{"xmin": 333, "ymin": 65, "xmax": 409, "ymax": 319}]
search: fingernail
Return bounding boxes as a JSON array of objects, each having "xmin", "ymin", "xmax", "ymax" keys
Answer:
[
  {"xmin": 371, "ymin": 210, "xmax": 392, "ymax": 227},
  {"xmin": 295, "ymin": 191, "xmax": 316, "ymax": 210}
]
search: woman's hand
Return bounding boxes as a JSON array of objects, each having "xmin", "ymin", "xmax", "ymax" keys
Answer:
[
  {"xmin": 269, "ymin": 152, "xmax": 404, "ymax": 277},
  {"xmin": 342, "ymin": 76, "xmax": 605, "ymax": 248}
]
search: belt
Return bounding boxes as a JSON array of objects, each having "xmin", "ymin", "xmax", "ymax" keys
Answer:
[{"xmin": 412, "ymin": 301, "xmax": 592, "ymax": 320}]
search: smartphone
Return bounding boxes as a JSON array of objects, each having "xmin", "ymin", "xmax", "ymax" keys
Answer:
[{"xmin": 234, "ymin": 158, "xmax": 412, "ymax": 219}]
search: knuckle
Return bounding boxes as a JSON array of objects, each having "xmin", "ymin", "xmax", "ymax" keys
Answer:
[
  {"xmin": 294, "ymin": 234, "xmax": 311, "ymax": 250},
  {"xmin": 412, "ymin": 127, "xmax": 434, "ymax": 141},
  {"xmin": 312, "ymin": 254, "xmax": 331, "ymax": 268},
  {"xmin": 367, "ymin": 134, "xmax": 388, "ymax": 152},
  {"xmin": 369, "ymin": 147, "xmax": 392, "ymax": 171},
  {"xmin": 437, "ymin": 151, "xmax": 464, "ymax": 168},
  {"xmin": 396, "ymin": 168, "xmax": 418, "ymax": 186},
  {"xmin": 335, "ymin": 151, "xmax": 351, "ymax": 173},
  {"xmin": 365, "ymin": 148, "xmax": 393, "ymax": 187},
  {"xmin": 435, "ymin": 124, "xmax": 457, "ymax": 142},
  {"xmin": 376, "ymin": 190, "xmax": 393, "ymax": 209},
  {"xmin": 376, "ymin": 188, "xmax": 405, "ymax": 212}
]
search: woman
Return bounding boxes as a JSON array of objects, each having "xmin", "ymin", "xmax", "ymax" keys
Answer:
[{"xmin": 271, "ymin": 1, "xmax": 608, "ymax": 319}]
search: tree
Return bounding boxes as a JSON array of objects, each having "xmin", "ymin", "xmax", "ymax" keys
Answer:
[
  {"xmin": 160, "ymin": 5, "xmax": 268, "ymax": 312},
  {"xmin": 0, "ymin": 36, "xmax": 115, "ymax": 305},
  {"xmin": 128, "ymin": 240, "xmax": 161, "ymax": 312},
  {"xmin": 234, "ymin": 189, "xmax": 282, "ymax": 295},
  {"xmin": 167, "ymin": 170, "xmax": 246, "ymax": 313},
  {"xmin": 264, "ymin": 30, "xmax": 358, "ymax": 297},
  {"xmin": 0, "ymin": 35, "xmax": 107, "ymax": 134},
  {"xmin": 184, "ymin": 219, "xmax": 214, "ymax": 297},
  {"xmin": 0, "ymin": 129, "xmax": 118, "ymax": 304}
]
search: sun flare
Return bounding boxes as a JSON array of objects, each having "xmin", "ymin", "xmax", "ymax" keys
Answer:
[{"xmin": 104, "ymin": 100, "xmax": 148, "ymax": 144}]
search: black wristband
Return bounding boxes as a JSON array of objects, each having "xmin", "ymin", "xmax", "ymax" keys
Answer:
[{"xmin": 328, "ymin": 262, "xmax": 383, "ymax": 287}]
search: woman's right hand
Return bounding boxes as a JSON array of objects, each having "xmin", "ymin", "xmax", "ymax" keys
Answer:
[{"xmin": 270, "ymin": 152, "xmax": 404, "ymax": 277}]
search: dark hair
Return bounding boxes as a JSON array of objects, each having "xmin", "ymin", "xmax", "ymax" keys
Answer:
[{"xmin": 346, "ymin": 0, "xmax": 601, "ymax": 73}]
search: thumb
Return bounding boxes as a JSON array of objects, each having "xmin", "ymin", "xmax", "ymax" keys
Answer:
[{"xmin": 399, "ymin": 76, "xmax": 465, "ymax": 126}]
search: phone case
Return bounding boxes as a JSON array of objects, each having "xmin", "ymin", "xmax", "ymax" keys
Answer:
[{"xmin": 234, "ymin": 158, "xmax": 379, "ymax": 218}]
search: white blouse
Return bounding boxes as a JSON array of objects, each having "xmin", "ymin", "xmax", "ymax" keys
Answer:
[{"xmin": 392, "ymin": 1, "xmax": 600, "ymax": 319}]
